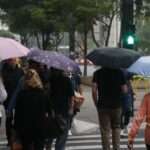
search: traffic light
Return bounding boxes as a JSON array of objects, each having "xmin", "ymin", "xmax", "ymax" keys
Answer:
[
  {"xmin": 123, "ymin": 32, "xmax": 135, "ymax": 49},
  {"xmin": 126, "ymin": 35, "xmax": 134, "ymax": 45},
  {"xmin": 121, "ymin": 0, "xmax": 135, "ymax": 49},
  {"xmin": 122, "ymin": 24, "xmax": 136, "ymax": 49}
]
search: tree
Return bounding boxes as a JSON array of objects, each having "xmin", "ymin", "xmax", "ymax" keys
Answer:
[
  {"xmin": 0, "ymin": 30, "xmax": 15, "ymax": 39},
  {"xmin": 0, "ymin": 0, "xmax": 64, "ymax": 49},
  {"xmin": 134, "ymin": 0, "xmax": 150, "ymax": 52},
  {"xmin": 136, "ymin": 20, "xmax": 150, "ymax": 53},
  {"xmin": 97, "ymin": 0, "xmax": 119, "ymax": 46}
]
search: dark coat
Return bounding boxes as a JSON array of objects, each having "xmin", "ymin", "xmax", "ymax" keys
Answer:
[
  {"xmin": 14, "ymin": 88, "xmax": 48, "ymax": 138},
  {"xmin": 2, "ymin": 64, "xmax": 24, "ymax": 108}
]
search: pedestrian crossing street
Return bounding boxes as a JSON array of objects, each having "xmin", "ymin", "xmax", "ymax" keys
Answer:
[{"xmin": 0, "ymin": 133, "xmax": 146, "ymax": 150}]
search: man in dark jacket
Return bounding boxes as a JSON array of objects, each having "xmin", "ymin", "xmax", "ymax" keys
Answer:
[{"xmin": 92, "ymin": 67, "xmax": 128, "ymax": 150}]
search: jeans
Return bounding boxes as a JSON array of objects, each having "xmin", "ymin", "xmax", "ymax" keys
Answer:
[
  {"xmin": 46, "ymin": 118, "xmax": 69, "ymax": 150},
  {"xmin": 97, "ymin": 108, "xmax": 122, "ymax": 150}
]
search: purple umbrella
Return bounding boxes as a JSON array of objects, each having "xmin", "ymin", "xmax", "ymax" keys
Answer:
[{"xmin": 27, "ymin": 50, "xmax": 81, "ymax": 73}]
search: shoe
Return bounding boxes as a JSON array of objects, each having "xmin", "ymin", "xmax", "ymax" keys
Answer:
[
  {"xmin": 120, "ymin": 129, "xmax": 128, "ymax": 137},
  {"xmin": 68, "ymin": 130, "xmax": 72, "ymax": 136},
  {"xmin": 123, "ymin": 127, "xmax": 128, "ymax": 134}
]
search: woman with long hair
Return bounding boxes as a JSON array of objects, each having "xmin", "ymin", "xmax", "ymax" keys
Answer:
[{"xmin": 14, "ymin": 69, "xmax": 48, "ymax": 150}]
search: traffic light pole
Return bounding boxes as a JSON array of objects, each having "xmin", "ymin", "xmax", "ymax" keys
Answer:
[{"xmin": 120, "ymin": 0, "xmax": 135, "ymax": 49}]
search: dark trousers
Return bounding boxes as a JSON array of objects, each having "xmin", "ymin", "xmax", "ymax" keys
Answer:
[
  {"xmin": 46, "ymin": 118, "xmax": 70, "ymax": 150},
  {"xmin": 5, "ymin": 113, "xmax": 13, "ymax": 144},
  {"xmin": 121, "ymin": 111, "xmax": 131, "ymax": 129},
  {"xmin": 19, "ymin": 133, "xmax": 44, "ymax": 150},
  {"xmin": 146, "ymin": 144, "xmax": 150, "ymax": 150}
]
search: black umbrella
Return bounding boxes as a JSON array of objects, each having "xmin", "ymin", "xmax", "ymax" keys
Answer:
[{"xmin": 86, "ymin": 47, "xmax": 141, "ymax": 69}]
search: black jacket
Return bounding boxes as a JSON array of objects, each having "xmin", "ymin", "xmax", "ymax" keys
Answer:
[{"xmin": 14, "ymin": 88, "xmax": 48, "ymax": 137}]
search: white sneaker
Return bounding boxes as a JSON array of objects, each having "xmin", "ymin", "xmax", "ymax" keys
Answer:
[
  {"xmin": 123, "ymin": 127, "xmax": 128, "ymax": 134},
  {"xmin": 68, "ymin": 130, "xmax": 72, "ymax": 136},
  {"xmin": 121, "ymin": 129, "xmax": 128, "ymax": 137}
]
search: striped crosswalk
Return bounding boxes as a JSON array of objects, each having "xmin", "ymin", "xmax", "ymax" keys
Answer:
[
  {"xmin": 0, "ymin": 134, "xmax": 146, "ymax": 150},
  {"xmin": 64, "ymin": 134, "xmax": 145, "ymax": 150}
]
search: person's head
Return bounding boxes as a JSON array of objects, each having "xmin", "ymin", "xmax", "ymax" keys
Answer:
[
  {"xmin": 28, "ymin": 60, "xmax": 41, "ymax": 71},
  {"xmin": 5, "ymin": 58, "xmax": 21, "ymax": 68},
  {"xmin": 24, "ymin": 69, "xmax": 43, "ymax": 89},
  {"xmin": 49, "ymin": 67, "xmax": 65, "ymax": 80}
]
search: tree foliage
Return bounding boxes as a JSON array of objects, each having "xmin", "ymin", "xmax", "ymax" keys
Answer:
[
  {"xmin": 137, "ymin": 20, "xmax": 150, "ymax": 53},
  {"xmin": 0, "ymin": 30, "xmax": 15, "ymax": 38}
]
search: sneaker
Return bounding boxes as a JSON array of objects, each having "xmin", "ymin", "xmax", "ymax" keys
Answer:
[
  {"xmin": 123, "ymin": 127, "xmax": 128, "ymax": 134},
  {"xmin": 68, "ymin": 130, "xmax": 72, "ymax": 136},
  {"xmin": 120, "ymin": 129, "xmax": 128, "ymax": 137}
]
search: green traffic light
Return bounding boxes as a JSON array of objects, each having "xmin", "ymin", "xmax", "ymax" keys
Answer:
[{"xmin": 127, "ymin": 35, "xmax": 134, "ymax": 45}]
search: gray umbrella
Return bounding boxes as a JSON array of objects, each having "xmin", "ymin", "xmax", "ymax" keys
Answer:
[{"xmin": 86, "ymin": 47, "xmax": 141, "ymax": 69}]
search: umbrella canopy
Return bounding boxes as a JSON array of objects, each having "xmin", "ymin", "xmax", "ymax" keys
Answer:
[
  {"xmin": 0, "ymin": 37, "xmax": 29, "ymax": 60},
  {"xmin": 27, "ymin": 50, "xmax": 81, "ymax": 73},
  {"xmin": 127, "ymin": 56, "xmax": 150, "ymax": 76},
  {"xmin": 86, "ymin": 47, "xmax": 141, "ymax": 69}
]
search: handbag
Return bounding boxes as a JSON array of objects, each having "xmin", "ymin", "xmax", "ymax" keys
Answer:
[{"xmin": 44, "ymin": 111, "xmax": 67, "ymax": 138}]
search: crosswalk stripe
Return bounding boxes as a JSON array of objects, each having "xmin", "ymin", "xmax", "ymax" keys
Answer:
[
  {"xmin": 67, "ymin": 138, "xmax": 144, "ymax": 144},
  {"xmin": 66, "ymin": 135, "xmax": 145, "ymax": 149},
  {"xmin": 68, "ymin": 134, "xmax": 144, "ymax": 140},
  {"xmin": 66, "ymin": 144, "xmax": 146, "ymax": 150},
  {"xmin": 0, "ymin": 134, "xmax": 146, "ymax": 149},
  {"xmin": 0, "ymin": 141, "xmax": 7, "ymax": 145}
]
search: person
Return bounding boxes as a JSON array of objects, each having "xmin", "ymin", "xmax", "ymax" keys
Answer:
[
  {"xmin": 45, "ymin": 67, "xmax": 74, "ymax": 150},
  {"xmin": 13, "ymin": 69, "xmax": 48, "ymax": 150},
  {"xmin": 1, "ymin": 58, "xmax": 24, "ymax": 146},
  {"xmin": 68, "ymin": 72, "xmax": 83, "ymax": 112},
  {"xmin": 0, "ymin": 75, "xmax": 7, "ymax": 104},
  {"xmin": 67, "ymin": 72, "xmax": 84, "ymax": 135},
  {"xmin": 28, "ymin": 60, "xmax": 49, "ymax": 85},
  {"xmin": 7, "ymin": 60, "xmax": 49, "ymax": 114},
  {"xmin": 0, "ymin": 75, "xmax": 7, "ymax": 126},
  {"xmin": 128, "ymin": 93, "xmax": 150, "ymax": 150},
  {"xmin": 92, "ymin": 67, "xmax": 128, "ymax": 150},
  {"xmin": 121, "ymin": 71, "xmax": 135, "ymax": 136}
]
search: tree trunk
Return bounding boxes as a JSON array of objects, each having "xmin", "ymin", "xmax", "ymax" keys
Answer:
[
  {"xmin": 68, "ymin": 13, "xmax": 76, "ymax": 52},
  {"xmin": 42, "ymin": 32, "xmax": 50, "ymax": 50},
  {"xmin": 69, "ymin": 28, "xmax": 75, "ymax": 52},
  {"xmin": 91, "ymin": 24, "xmax": 100, "ymax": 47},
  {"xmin": 105, "ymin": 15, "xmax": 114, "ymax": 46},
  {"xmin": 20, "ymin": 34, "xmax": 28, "ymax": 46},
  {"xmin": 83, "ymin": 25, "xmax": 88, "ymax": 76},
  {"xmin": 35, "ymin": 33, "xmax": 41, "ymax": 49}
]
